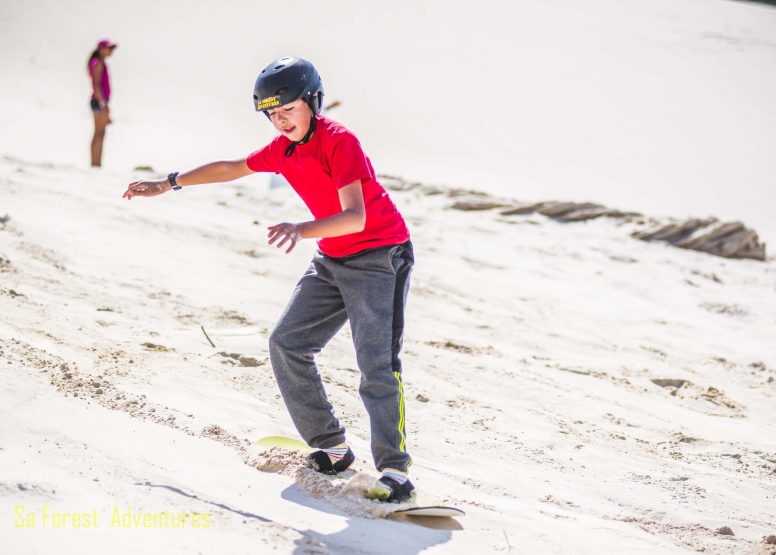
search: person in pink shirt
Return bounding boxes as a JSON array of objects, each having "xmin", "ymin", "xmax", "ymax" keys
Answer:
[{"xmin": 87, "ymin": 39, "xmax": 117, "ymax": 167}]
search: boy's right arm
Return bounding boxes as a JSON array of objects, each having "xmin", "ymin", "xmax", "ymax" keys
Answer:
[{"xmin": 122, "ymin": 158, "xmax": 253, "ymax": 199}]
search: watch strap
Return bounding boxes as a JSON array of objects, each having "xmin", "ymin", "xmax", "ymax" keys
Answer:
[{"xmin": 168, "ymin": 172, "xmax": 181, "ymax": 190}]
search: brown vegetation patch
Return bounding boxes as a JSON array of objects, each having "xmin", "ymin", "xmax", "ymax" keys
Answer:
[
  {"xmin": 378, "ymin": 173, "xmax": 767, "ymax": 261},
  {"xmin": 217, "ymin": 352, "xmax": 268, "ymax": 367},
  {"xmin": 426, "ymin": 340, "xmax": 476, "ymax": 354},
  {"xmin": 141, "ymin": 342, "xmax": 172, "ymax": 352}
]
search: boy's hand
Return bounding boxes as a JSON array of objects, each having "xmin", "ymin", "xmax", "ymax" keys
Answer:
[
  {"xmin": 268, "ymin": 222, "xmax": 302, "ymax": 254},
  {"xmin": 123, "ymin": 179, "xmax": 170, "ymax": 200}
]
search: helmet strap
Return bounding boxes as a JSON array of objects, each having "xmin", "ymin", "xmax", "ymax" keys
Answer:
[{"xmin": 284, "ymin": 114, "xmax": 317, "ymax": 158}]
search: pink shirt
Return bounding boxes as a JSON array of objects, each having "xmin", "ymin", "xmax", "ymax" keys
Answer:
[{"xmin": 89, "ymin": 58, "xmax": 111, "ymax": 102}]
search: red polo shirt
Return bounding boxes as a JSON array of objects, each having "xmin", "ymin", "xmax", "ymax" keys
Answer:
[{"xmin": 247, "ymin": 116, "xmax": 409, "ymax": 257}]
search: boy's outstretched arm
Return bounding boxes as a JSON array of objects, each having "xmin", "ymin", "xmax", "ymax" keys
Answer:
[
  {"xmin": 122, "ymin": 159, "xmax": 253, "ymax": 199},
  {"xmin": 268, "ymin": 180, "xmax": 366, "ymax": 253}
]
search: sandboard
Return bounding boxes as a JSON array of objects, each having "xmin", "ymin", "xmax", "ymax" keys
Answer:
[
  {"xmin": 393, "ymin": 506, "xmax": 465, "ymax": 518},
  {"xmin": 254, "ymin": 436, "xmax": 464, "ymax": 516},
  {"xmin": 254, "ymin": 435, "xmax": 314, "ymax": 452}
]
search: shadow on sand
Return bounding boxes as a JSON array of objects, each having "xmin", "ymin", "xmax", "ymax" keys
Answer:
[
  {"xmin": 281, "ymin": 483, "xmax": 462, "ymax": 555},
  {"xmin": 136, "ymin": 481, "xmax": 274, "ymax": 523}
]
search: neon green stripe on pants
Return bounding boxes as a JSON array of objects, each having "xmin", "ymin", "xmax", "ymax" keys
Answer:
[{"xmin": 394, "ymin": 371, "xmax": 407, "ymax": 452}]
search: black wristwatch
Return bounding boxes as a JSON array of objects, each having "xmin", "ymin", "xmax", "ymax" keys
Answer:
[{"xmin": 168, "ymin": 172, "xmax": 181, "ymax": 190}]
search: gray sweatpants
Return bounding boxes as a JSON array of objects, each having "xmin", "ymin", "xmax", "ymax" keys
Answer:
[{"xmin": 268, "ymin": 241, "xmax": 414, "ymax": 473}]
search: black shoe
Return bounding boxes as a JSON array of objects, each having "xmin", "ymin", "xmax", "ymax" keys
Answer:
[
  {"xmin": 307, "ymin": 447, "xmax": 356, "ymax": 475},
  {"xmin": 366, "ymin": 476, "xmax": 415, "ymax": 503}
]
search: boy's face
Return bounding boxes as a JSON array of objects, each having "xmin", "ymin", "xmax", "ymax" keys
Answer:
[{"xmin": 268, "ymin": 99, "xmax": 312, "ymax": 142}]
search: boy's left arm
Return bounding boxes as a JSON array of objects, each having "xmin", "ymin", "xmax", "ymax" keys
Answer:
[{"xmin": 267, "ymin": 180, "xmax": 366, "ymax": 253}]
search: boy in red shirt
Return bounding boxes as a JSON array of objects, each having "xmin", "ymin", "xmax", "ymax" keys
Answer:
[{"xmin": 123, "ymin": 57, "xmax": 414, "ymax": 502}]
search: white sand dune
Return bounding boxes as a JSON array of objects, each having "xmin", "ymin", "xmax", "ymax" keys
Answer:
[
  {"xmin": 1, "ymin": 157, "xmax": 775, "ymax": 554},
  {"xmin": 2, "ymin": 0, "xmax": 776, "ymax": 553},
  {"xmin": 0, "ymin": 0, "xmax": 775, "ymax": 242}
]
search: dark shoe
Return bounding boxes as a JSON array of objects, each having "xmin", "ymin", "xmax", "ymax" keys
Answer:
[
  {"xmin": 366, "ymin": 476, "xmax": 415, "ymax": 503},
  {"xmin": 307, "ymin": 447, "xmax": 355, "ymax": 475}
]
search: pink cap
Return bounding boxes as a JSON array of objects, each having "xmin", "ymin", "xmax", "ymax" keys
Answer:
[{"xmin": 97, "ymin": 39, "xmax": 117, "ymax": 49}]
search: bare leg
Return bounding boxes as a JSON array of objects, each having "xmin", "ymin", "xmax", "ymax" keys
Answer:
[{"xmin": 91, "ymin": 110, "xmax": 108, "ymax": 167}]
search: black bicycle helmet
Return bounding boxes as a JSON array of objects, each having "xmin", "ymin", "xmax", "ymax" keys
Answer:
[
  {"xmin": 254, "ymin": 57, "xmax": 324, "ymax": 156},
  {"xmin": 253, "ymin": 56, "xmax": 324, "ymax": 117}
]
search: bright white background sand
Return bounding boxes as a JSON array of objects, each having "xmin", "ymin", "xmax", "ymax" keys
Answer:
[
  {"xmin": 0, "ymin": 0, "xmax": 775, "ymax": 242},
  {"xmin": 1, "ymin": 1, "xmax": 775, "ymax": 554}
]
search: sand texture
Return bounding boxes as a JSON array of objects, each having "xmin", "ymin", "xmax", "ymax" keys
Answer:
[
  {"xmin": 2, "ymin": 0, "xmax": 776, "ymax": 552},
  {"xmin": 1, "ymin": 157, "xmax": 775, "ymax": 554}
]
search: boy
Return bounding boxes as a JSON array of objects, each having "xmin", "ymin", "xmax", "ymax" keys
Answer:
[{"xmin": 123, "ymin": 57, "xmax": 415, "ymax": 502}]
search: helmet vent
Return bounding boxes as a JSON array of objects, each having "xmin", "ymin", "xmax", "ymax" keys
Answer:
[{"xmin": 274, "ymin": 64, "xmax": 286, "ymax": 70}]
